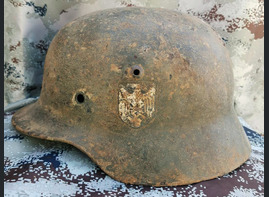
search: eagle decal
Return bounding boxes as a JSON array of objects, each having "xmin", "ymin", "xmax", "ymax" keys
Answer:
[{"xmin": 119, "ymin": 83, "xmax": 156, "ymax": 128}]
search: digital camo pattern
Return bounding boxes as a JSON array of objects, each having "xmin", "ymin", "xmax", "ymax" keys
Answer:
[
  {"xmin": 4, "ymin": 0, "xmax": 264, "ymax": 135},
  {"xmin": 4, "ymin": 114, "xmax": 264, "ymax": 196},
  {"xmin": 119, "ymin": 84, "xmax": 155, "ymax": 128}
]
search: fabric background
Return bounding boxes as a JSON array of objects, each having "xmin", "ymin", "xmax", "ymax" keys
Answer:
[{"xmin": 4, "ymin": 0, "xmax": 264, "ymax": 134}]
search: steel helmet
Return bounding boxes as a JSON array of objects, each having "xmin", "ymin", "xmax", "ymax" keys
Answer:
[{"xmin": 12, "ymin": 7, "xmax": 251, "ymax": 186}]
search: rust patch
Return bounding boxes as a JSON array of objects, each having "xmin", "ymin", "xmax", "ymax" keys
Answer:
[
  {"xmin": 121, "ymin": 22, "xmax": 133, "ymax": 28},
  {"xmin": 129, "ymin": 42, "xmax": 137, "ymax": 48},
  {"xmin": 168, "ymin": 91, "xmax": 175, "ymax": 100},
  {"xmin": 110, "ymin": 64, "xmax": 121, "ymax": 73}
]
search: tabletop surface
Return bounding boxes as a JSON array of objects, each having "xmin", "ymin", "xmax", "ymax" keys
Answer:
[{"xmin": 4, "ymin": 114, "xmax": 264, "ymax": 197}]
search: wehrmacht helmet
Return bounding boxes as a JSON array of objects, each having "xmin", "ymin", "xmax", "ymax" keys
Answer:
[{"xmin": 12, "ymin": 7, "xmax": 251, "ymax": 186}]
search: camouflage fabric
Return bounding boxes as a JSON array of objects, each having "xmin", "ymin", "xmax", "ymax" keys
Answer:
[{"xmin": 4, "ymin": 113, "xmax": 264, "ymax": 196}]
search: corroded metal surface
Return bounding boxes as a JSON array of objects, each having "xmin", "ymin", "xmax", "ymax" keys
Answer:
[{"xmin": 12, "ymin": 7, "xmax": 251, "ymax": 186}]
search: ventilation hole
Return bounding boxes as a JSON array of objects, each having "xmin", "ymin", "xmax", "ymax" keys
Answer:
[
  {"xmin": 133, "ymin": 69, "xmax": 140, "ymax": 76},
  {"xmin": 76, "ymin": 94, "xmax": 85, "ymax": 103}
]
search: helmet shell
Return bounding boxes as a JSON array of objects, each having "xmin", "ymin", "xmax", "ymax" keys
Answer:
[{"xmin": 12, "ymin": 7, "xmax": 251, "ymax": 186}]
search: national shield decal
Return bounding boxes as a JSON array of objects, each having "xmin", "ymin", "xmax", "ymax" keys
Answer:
[{"xmin": 119, "ymin": 83, "xmax": 156, "ymax": 128}]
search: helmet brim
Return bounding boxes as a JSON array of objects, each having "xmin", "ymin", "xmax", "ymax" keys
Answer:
[{"xmin": 12, "ymin": 101, "xmax": 251, "ymax": 186}]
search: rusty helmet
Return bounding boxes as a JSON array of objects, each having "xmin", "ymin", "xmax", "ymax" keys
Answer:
[{"xmin": 12, "ymin": 7, "xmax": 251, "ymax": 186}]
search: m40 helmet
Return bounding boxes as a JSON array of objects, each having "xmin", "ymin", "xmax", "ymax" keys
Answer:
[{"xmin": 12, "ymin": 7, "xmax": 251, "ymax": 186}]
